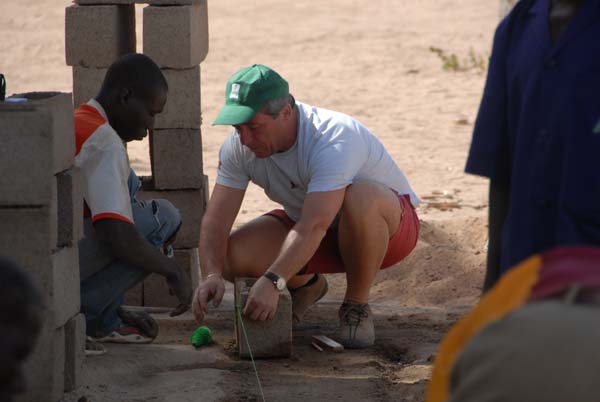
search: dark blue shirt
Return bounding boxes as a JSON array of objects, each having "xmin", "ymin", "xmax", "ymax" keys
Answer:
[{"xmin": 465, "ymin": 0, "xmax": 600, "ymax": 273}]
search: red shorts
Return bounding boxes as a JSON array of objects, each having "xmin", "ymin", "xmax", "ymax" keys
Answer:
[{"xmin": 265, "ymin": 194, "xmax": 420, "ymax": 274}]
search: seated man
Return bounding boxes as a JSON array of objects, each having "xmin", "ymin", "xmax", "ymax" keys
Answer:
[
  {"xmin": 192, "ymin": 64, "xmax": 420, "ymax": 348},
  {"xmin": 0, "ymin": 257, "xmax": 42, "ymax": 402},
  {"xmin": 76, "ymin": 54, "xmax": 192, "ymax": 344}
]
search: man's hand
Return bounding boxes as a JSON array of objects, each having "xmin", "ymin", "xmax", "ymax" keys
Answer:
[
  {"xmin": 192, "ymin": 275, "xmax": 226, "ymax": 324},
  {"xmin": 243, "ymin": 276, "xmax": 280, "ymax": 321},
  {"xmin": 167, "ymin": 267, "xmax": 193, "ymax": 317}
]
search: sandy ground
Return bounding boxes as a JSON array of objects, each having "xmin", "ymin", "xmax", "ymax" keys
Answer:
[{"xmin": 2, "ymin": 0, "xmax": 500, "ymax": 400}]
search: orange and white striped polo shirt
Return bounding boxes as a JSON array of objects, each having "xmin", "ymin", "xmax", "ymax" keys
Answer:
[{"xmin": 74, "ymin": 99, "xmax": 133, "ymax": 224}]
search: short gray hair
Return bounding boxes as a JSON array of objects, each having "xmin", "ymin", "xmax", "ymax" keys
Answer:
[{"xmin": 261, "ymin": 94, "xmax": 295, "ymax": 119}]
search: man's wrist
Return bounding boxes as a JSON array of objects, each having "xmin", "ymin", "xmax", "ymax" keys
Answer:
[{"xmin": 205, "ymin": 272, "xmax": 223, "ymax": 281}]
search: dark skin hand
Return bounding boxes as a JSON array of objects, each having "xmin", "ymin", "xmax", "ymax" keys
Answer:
[
  {"xmin": 94, "ymin": 219, "xmax": 192, "ymax": 316},
  {"xmin": 484, "ymin": 0, "xmax": 583, "ymax": 292}
]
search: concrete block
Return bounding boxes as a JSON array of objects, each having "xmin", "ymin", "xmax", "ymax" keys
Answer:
[
  {"xmin": 53, "ymin": 247, "xmax": 81, "ymax": 329},
  {"xmin": 57, "ymin": 167, "xmax": 84, "ymax": 247},
  {"xmin": 76, "ymin": 0, "xmax": 139, "ymax": 4},
  {"xmin": 143, "ymin": 1, "xmax": 208, "ymax": 68},
  {"xmin": 150, "ymin": 129, "xmax": 203, "ymax": 189},
  {"xmin": 65, "ymin": 4, "xmax": 136, "ymax": 67},
  {"xmin": 155, "ymin": 67, "xmax": 201, "ymax": 129},
  {"xmin": 138, "ymin": 180, "xmax": 206, "ymax": 248},
  {"xmin": 124, "ymin": 281, "xmax": 144, "ymax": 306},
  {"xmin": 64, "ymin": 313, "xmax": 86, "ymax": 392},
  {"xmin": 0, "ymin": 92, "xmax": 75, "ymax": 206},
  {"xmin": 234, "ymin": 278, "xmax": 292, "ymax": 359},
  {"xmin": 143, "ymin": 248, "xmax": 200, "ymax": 307},
  {"xmin": 72, "ymin": 67, "xmax": 107, "ymax": 108},
  {"xmin": 0, "ymin": 211, "xmax": 79, "ymax": 326},
  {"xmin": 0, "ymin": 207, "xmax": 57, "ymax": 274},
  {"xmin": 147, "ymin": 0, "xmax": 202, "ymax": 4},
  {"xmin": 17, "ymin": 325, "xmax": 65, "ymax": 402}
]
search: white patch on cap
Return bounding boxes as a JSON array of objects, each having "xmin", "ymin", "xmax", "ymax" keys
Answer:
[{"xmin": 230, "ymin": 83, "xmax": 240, "ymax": 100}]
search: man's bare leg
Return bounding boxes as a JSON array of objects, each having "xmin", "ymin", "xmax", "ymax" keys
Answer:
[
  {"xmin": 336, "ymin": 181, "xmax": 402, "ymax": 348},
  {"xmin": 338, "ymin": 181, "xmax": 402, "ymax": 303},
  {"xmin": 224, "ymin": 215, "xmax": 312, "ymax": 288}
]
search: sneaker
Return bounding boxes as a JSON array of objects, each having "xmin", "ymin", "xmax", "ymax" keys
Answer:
[
  {"xmin": 117, "ymin": 307, "xmax": 159, "ymax": 339},
  {"xmin": 85, "ymin": 337, "xmax": 107, "ymax": 356},
  {"xmin": 289, "ymin": 274, "xmax": 329, "ymax": 323},
  {"xmin": 94, "ymin": 326, "xmax": 153, "ymax": 344},
  {"xmin": 334, "ymin": 302, "xmax": 375, "ymax": 349}
]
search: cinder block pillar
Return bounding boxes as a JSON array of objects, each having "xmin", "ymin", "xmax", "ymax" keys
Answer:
[
  {"xmin": 1, "ymin": 92, "xmax": 83, "ymax": 402},
  {"xmin": 235, "ymin": 278, "xmax": 293, "ymax": 359}
]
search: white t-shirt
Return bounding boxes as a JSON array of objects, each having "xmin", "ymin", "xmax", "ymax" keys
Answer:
[
  {"xmin": 74, "ymin": 99, "xmax": 133, "ymax": 224},
  {"xmin": 216, "ymin": 102, "xmax": 420, "ymax": 221}
]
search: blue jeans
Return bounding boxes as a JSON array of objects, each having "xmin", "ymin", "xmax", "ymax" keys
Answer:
[{"xmin": 79, "ymin": 171, "xmax": 181, "ymax": 337}]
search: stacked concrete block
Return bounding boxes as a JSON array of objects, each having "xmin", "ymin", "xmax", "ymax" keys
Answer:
[
  {"xmin": 1, "ymin": 92, "xmax": 84, "ymax": 402},
  {"xmin": 66, "ymin": 3, "xmax": 136, "ymax": 107},
  {"xmin": 67, "ymin": 0, "xmax": 209, "ymax": 308},
  {"xmin": 138, "ymin": 0, "xmax": 208, "ymax": 307},
  {"xmin": 151, "ymin": 128, "xmax": 203, "ymax": 189},
  {"xmin": 234, "ymin": 278, "xmax": 293, "ymax": 359},
  {"xmin": 143, "ymin": 0, "xmax": 208, "ymax": 69}
]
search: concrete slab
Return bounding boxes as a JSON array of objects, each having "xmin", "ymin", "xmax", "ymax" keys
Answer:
[
  {"xmin": 150, "ymin": 128, "xmax": 204, "ymax": 189},
  {"xmin": 143, "ymin": 1, "xmax": 208, "ymax": 68},
  {"xmin": 60, "ymin": 344, "xmax": 229, "ymax": 402},
  {"xmin": 65, "ymin": 4, "xmax": 136, "ymax": 67}
]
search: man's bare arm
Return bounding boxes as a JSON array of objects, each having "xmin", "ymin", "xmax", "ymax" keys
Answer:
[
  {"xmin": 198, "ymin": 184, "xmax": 246, "ymax": 278},
  {"xmin": 268, "ymin": 188, "xmax": 346, "ymax": 280}
]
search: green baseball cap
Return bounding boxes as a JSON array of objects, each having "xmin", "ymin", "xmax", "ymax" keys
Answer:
[{"xmin": 213, "ymin": 64, "xmax": 289, "ymax": 126}]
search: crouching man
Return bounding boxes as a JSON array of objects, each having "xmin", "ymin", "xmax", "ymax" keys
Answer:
[{"xmin": 192, "ymin": 64, "xmax": 420, "ymax": 348}]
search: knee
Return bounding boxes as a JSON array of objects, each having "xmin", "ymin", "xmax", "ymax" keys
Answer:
[
  {"xmin": 341, "ymin": 182, "xmax": 381, "ymax": 218},
  {"xmin": 224, "ymin": 233, "xmax": 258, "ymax": 279},
  {"xmin": 152, "ymin": 199, "xmax": 182, "ymax": 244}
]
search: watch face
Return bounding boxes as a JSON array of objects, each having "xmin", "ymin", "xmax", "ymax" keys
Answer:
[{"xmin": 276, "ymin": 277, "xmax": 286, "ymax": 291}]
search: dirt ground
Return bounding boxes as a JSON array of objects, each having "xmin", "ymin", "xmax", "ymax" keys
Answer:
[{"xmin": 1, "ymin": 0, "xmax": 500, "ymax": 400}]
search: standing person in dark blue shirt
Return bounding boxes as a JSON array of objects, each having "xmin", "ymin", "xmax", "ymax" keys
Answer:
[{"xmin": 466, "ymin": 0, "xmax": 600, "ymax": 291}]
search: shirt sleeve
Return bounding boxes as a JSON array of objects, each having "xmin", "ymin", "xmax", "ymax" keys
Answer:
[
  {"xmin": 215, "ymin": 132, "xmax": 250, "ymax": 190},
  {"xmin": 82, "ymin": 144, "xmax": 134, "ymax": 224},
  {"xmin": 307, "ymin": 124, "xmax": 368, "ymax": 193},
  {"xmin": 465, "ymin": 19, "xmax": 512, "ymax": 182}
]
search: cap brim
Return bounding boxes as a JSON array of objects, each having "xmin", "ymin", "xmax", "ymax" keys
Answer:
[{"xmin": 212, "ymin": 104, "xmax": 257, "ymax": 126}]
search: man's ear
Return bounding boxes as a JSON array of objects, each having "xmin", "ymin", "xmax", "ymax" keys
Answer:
[
  {"xmin": 281, "ymin": 103, "xmax": 292, "ymax": 120},
  {"xmin": 118, "ymin": 87, "xmax": 133, "ymax": 106}
]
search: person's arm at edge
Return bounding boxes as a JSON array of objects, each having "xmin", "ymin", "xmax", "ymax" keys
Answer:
[
  {"xmin": 93, "ymin": 218, "xmax": 192, "ymax": 314},
  {"xmin": 192, "ymin": 183, "xmax": 245, "ymax": 323},
  {"xmin": 244, "ymin": 188, "xmax": 346, "ymax": 320}
]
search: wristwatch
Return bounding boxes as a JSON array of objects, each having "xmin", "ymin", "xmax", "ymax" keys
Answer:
[{"xmin": 263, "ymin": 271, "xmax": 287, "ymax": 291}]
